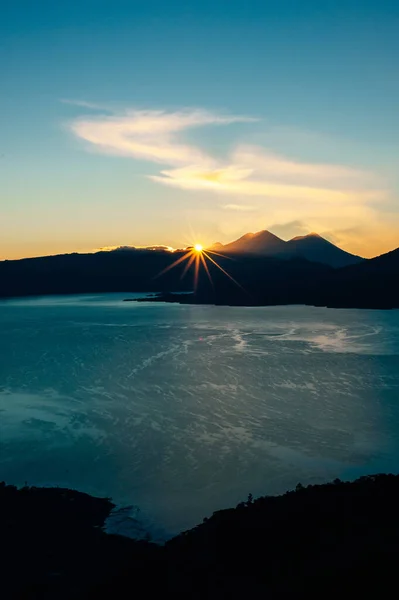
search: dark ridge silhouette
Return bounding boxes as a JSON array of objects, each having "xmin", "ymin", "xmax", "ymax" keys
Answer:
[
  {"xmin": 0, "ymin": 244, "xmax": 398, "ymax": 308},
  {"xmin": 2, "ymin": 474, "xmax": 399, "ymax": 598},
  {"xmin": 0, "ymin": 249, "xmax": 194, "ymax": 298}
]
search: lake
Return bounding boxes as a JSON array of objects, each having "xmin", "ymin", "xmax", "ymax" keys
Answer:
[{"xmin": 1, "ymin": 294, "xmax": 399, "ymax": 539}]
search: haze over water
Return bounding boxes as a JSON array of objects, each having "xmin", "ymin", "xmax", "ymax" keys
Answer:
[{"xmin": 1, "ymin": 294, "xmax": 399, "ymax": 539}]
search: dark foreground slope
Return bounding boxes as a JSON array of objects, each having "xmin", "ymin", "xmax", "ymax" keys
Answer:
[
  {"xmin": 2, "ymin": 475, "xmax": 399, "ymax": 598},
  {"xmin": 0, "ymin": 483, "xmax": 162, "ymax": 599}
]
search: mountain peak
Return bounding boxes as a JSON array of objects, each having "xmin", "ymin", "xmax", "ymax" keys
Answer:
[
  {"xmin": 287, "ymin": 234, "xmax": 363, "ymax": 267},
  {"xmin": 207, "ymin": 241, "xmax": 224, "ymax": 250},
  {"xmin": 253, "ymin": 230, "xmax": 282, "ymax": 240},
  {"xmin": 219, "ymin": 229, "xmax": 286, "ymax": 255},
  {"xmin": 290, "ymin": 232, "xmax": 323, "ymax": 241}
]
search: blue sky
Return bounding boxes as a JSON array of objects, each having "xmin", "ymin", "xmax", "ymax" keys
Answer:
[{"xmin": 2, "ymin": 0, "xmax": 399, "ymax": 259}]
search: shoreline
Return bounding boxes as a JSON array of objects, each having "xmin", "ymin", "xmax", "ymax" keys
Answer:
[{"xmin": 124, "ymin": 292, "xmax": 399, "ymax": 310}]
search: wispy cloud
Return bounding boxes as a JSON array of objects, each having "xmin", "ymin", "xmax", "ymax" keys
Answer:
[
  {"xmin": 320, "ymin": 217, "xmax": 399, "ymax": 258},
  {"xmin": 267, "ymin": 220, "xmax": 310, "ymax": 239},
  {"xmin": 61, "ymin": 99, "xmax": 110, "ymax": 111},
  {"xmin": 231, "ymin": 145, "xmax": 376, "ymax": 187},
  {"xmin": 70, "ymin": 108, "xmax": 255, "ymax": 167},
  {"xmin": 68, "ymin": 104, "xmax": 393, "ymax": 254},
  {"xmin": 151, "ymin": 164, "xmax": 381, "ymax": 203},
  {"xmin": 224, "ymin": 204, "xmax": 256, "ymax": 211},
  {"xmin": 96, "ymin": 244, "xmax": 175, "ymax": 252},
  {"xmin": 68, "ymin": 104, "xmax": 385, "ymax": 208}
]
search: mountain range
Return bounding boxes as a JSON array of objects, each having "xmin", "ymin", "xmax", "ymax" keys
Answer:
[
  {"xmin": 208, "ymin": 230, "xmax": 362, "ymax": 268},
  {"xmin": 148, "ymin": 245, "xmax": 399, "ymax": 309},
  {"xmin": 0, "ymin": 233, "xmax": 398, "ymax": 308}
]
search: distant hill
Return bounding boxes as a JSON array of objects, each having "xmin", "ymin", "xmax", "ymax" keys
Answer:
[
  {"xmin": 342, "ymin": 246, "xmax": 399, "ymax": 275},
  {"xmin": 207, "ymin": 230, "xmax": 362, "ymax": 268}
]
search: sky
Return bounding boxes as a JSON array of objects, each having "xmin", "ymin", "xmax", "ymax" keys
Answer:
[{"xmin": 1, "ymin": 0, "xmax": 399, "ymax": 260}]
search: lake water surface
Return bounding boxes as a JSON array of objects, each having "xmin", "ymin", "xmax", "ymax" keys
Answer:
[{"xmin": 1, "ymin": 294, "xmax": 399, "ymax": 539}]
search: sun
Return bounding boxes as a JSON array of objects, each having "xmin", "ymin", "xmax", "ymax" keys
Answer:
[{"xmin": 154, "ymin": 239, "xmax": 244, "ymax": 294}]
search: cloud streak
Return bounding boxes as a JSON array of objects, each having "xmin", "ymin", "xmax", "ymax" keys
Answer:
[
  {"xmin": 69, "ymin": 105, "xmax": 385, "ymax": 208},
  {"xmin": 231, "ymin": 145, "xmax": 377, "ymax": 187},
  {"xmin": 70, "ymin": 109, "xmax": 255, "ymax": 167},
  {"xmin": 224, "ymin": 204, "xmax": 256, "ymax": 211},
  {"xmin": 151, "ymin": 165, "xmax": 381, "ymax": 204}
]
